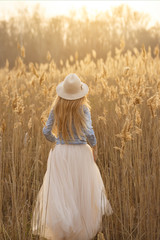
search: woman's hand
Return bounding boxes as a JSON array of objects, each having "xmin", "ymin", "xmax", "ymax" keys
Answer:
[{"xmin": 92, "ymin": 145, "xmax": 98, "ymax": 162}]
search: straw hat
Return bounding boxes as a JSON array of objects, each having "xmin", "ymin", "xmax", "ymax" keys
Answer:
[{"xmin": 56, "ymin": 73, "xmax": 89, "ymax": 100}]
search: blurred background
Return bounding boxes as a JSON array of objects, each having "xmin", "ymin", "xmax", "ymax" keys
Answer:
[{"xmin": 0, "ymin": 1, "xmax": 160, "ymax": 68}]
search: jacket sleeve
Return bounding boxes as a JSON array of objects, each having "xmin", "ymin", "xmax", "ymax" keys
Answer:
[
  {"xmin": 42, "ymin": 109, "xmax": 56, "ymax": 142},
  {"xmin": 83, "ymin": 106, "xmax": 97, "ymax": 147}
]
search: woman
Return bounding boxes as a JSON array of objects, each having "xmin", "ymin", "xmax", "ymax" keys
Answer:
[{"xmin": 31, "ymin": 73, "xmax": 113, "ymax": 240}]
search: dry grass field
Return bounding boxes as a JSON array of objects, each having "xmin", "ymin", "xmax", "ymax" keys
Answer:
[{"xmin": 0, "ymin": 45, "xmax": 160, "ymax": 240}]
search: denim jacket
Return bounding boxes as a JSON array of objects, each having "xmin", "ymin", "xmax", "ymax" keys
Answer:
[{"xmin": 42, "ymin": 105, "xmax": 97, "ymax": 147}]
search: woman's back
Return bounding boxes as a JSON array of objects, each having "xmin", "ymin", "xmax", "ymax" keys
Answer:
[{"xmin": 43, "ymin": 97, "xmax": 97, "ymax": 147}]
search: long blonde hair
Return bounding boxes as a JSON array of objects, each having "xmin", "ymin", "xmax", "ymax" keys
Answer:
[{"xmin": 51, "ymin": 95, "xmax": 90, "ymax": 142}]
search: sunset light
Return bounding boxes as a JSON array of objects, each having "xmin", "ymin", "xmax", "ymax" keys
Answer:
[
  {"xmin": 0, "ymin": 1, "xmax": 160, "ymax": 26},
  {"xmin": 1, "ymin": 1, "xmax": 160, "ymax": 240}
]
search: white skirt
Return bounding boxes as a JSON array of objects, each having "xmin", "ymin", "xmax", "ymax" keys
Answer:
[{"xmin": 31, "ymin": 144, "xmax": 113, "ymax": 240}]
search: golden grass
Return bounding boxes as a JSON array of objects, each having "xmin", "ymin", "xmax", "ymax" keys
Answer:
[{"xmin": 0, "ymin": 45, "xmax": 160, "ymax": 240}]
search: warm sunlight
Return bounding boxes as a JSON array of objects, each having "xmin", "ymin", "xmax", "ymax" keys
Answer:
[
  {"xmin": 0, "ymin": 1, "xmax": 160, "ymax": 26},
  {"xmin": 1, "ymin": 1, "xmax": 160, "ymax": 240}
]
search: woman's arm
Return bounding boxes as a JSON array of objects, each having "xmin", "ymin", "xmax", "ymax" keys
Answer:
[
  {"xmin": 84, "ymin": 106, "xmax": 97, "ymax": 147},
  {"xmin": 42, "ymin": 109, "xmax": 56, "ymax": 142},
  {"xmin": 84, "ymin": 106, "xmax": 98, "ymax": 161}
]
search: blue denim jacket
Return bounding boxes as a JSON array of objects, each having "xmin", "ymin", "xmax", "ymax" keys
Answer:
[{"xmin": 42, "ymin": 105, "xmax": 97, "ymax": 147}]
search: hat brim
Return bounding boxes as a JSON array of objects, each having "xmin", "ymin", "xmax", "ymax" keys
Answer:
[{"xmin": 56, "ymin": 81, "xmax": 89, "ymax": 100}]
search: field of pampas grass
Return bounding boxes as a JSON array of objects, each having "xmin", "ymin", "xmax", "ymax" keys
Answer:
[{"xmin": 0, "ymin": 44, "xmax": 160, "ymax": 240}]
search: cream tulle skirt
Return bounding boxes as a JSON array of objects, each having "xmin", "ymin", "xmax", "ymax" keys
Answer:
[{"xmin": 31, "ymin": 144, "xmax": 113, "ymax": 240}]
